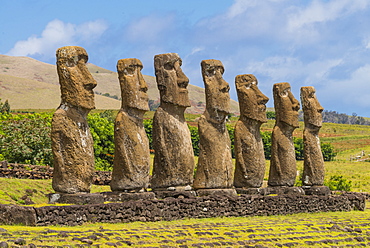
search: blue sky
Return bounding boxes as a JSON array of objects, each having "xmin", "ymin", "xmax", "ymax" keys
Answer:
[{"xmin": 1, "ymin": 0, "xmax": 370, "ymax": 116}]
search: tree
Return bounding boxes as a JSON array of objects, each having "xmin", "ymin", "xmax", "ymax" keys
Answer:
[{"xmin": 266, "ymin": 111, "xmax": 276, "ymax": 120}]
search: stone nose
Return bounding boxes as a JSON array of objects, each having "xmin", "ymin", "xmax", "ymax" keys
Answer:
[
  {"xmin": 176, "ymin": 68, "xmax": 189, "ymax": 86},
  {"xmin": 317, "ymin": 103, "xmax": 324, "ymax": 113},
  {"xmin": 290, "ymin": 94, "xmax": 300, "ymax": 111},
  {"xmin": 256, "ymin": 88, "xmax": 269, "ymax": 104},
  {"xmin": 138, "ymin": 72, "xmax": 148, "ymax": 93}
]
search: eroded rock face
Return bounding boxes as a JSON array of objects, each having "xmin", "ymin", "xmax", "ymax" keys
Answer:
[
  {"xmin": 233, "ymin": 74, "xmax": 269, "ymax": 188},
  {"xmin": 52, "ymin": 46, "xmax": 97, "ymax": 194},
  {"xmin": 110, "ymin": 58, "xmax": 150, "ymax": 191},
  {"xmin": 268, "ymin": 82, "xmax": 300, "ymax": 187},
  {"xmin": 301, "ymin": 86, "xmax": 325, "ymax": 186},
  {"xmin": 193, "ymin": 59, "xmax": 233, "ymax": 189},
  {"xmin": 151, "ymin": 53, "xmax": 195, "ymax": 189}
]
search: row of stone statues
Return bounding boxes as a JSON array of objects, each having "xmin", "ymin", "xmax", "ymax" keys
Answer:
[{"xmin": 51, "ymin": 46, "xmax": 325, "ymax": 196}]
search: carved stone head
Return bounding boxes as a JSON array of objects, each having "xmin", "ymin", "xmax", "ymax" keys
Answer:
[
  {"xmin": 300, "ymin": 86, "xmax": 323, "ymax": 128},
  {"xmin": 201, "ymin": 59, "xmax": 230, "ymax": 116},
  {"xmin": 154, "ymin": 53, "xmax": 190, "ymax": 107},
  {"xmin": 235, "ymin": 74, "xmax": 269, "ymax": 123},
  {"xmin": 117, "ymin": 58, "xmax": 149, "ymax": 111},
  {"xmin": 273, "ymin": 82, "xmax": 300, "ymax": 128},
  {"xmin": 56, "ymin": 46, "xmax": 97, "ymax": 110}
]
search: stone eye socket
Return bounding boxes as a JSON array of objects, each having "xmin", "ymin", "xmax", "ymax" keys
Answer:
[
  {"xmin": 206, "ymin": 69, "xmax": 216, "ymax": 76},
  {"xmin": 123, "ymin": 67, "xmax": 135, "ymax": 75},
  {"xmin": 281, "ymin": 89, "xmax": 289, "ymax": 97},
  {"xmin": 158, "ymin": 84, "xmax": 166, "ymax": 91},
  {"xmin": 164, "ymin": 62, "xmax": 174, "ymax": 70}
]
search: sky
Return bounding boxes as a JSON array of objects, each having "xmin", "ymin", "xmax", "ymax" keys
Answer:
[{"xmin": 1, "ymin": 0, "xmax": 370, "ymax": 116}]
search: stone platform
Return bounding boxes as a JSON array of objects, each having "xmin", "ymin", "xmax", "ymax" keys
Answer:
[
  {"xmin": 48, "ymin": 192, "xmax": 156, "ymax": 204},
  {"xmin": 196, "ymin": 188, "xmax": 237, "ymax": 197}
]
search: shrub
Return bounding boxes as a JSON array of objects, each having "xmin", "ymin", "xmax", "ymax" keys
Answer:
[
  {"xmin": 325, "ymin": 175, "xmax": 352, "ymax": 191},
  {"xmin": 266, "ymin": 111, "xmax": 276, "ymax": 120},
  {"xmin": 88, "ymin": 113, "xmax": 115, "ymax": 171},
  {"xmin": 321, "ymin": 142, "xmax": 337, "ymax": 161},
  {"xmin": 143, "ymin": 119, "xmax": 154, "ymax": 153},
  {"xmin": 188, "ymin": 125, "xmax": 200, "ymax": 156},
  {"xmin": 261, "ymin": 131, "xmax": 272, "ymax": 159},
  {"xmin": 294, "ymin": 137, "xmax": 304, "ymax": 160},
  {"xmin": 0, "ymin": 113, "xmax": 52, "ymax": 166}
]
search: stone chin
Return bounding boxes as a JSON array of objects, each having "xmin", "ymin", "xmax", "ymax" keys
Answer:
[
  {"xmin": 161, "ymin": 93, "xmax": 191, "ymax": 108},
  {"xmin": 242, "ymin": 105, "xmax": 268, "ymax": 123},
  {"xmin": 278, "ymin": 110, "xmax": 299, "ymax": 128},
  {"xmin": 64, "ymin": 97, "xmax": 95, "ymax": 111}
]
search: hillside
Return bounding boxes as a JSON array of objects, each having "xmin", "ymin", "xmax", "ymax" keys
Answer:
[{"xmin": 0, "ymin": 55, "xmax": 239, "ymax": 114}]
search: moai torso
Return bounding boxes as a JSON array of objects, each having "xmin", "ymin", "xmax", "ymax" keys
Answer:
[
  {"xmin": 233, "ymin": 74, "xmax": 269, "ymax": 188},
  {"xmin": 301, "ymin": 86, "xmax": 325, "ymax": 186},
  {"xmin": 51, "ymin": 46, "xmax": 96, "ymax": 194},
  {"xmin": 110, "ymin": 59, "xmax": 150, "ymax": 191},
  {"xmin": 150, "ymin": 53, "xmax": 195, "ymax": 189},
  {"xmin": 193, "ymin": 59, "xmax": 233, "ymax": 189},
  {"xmin": 268, "ymin": 82, "xmax": 300, "ymax": 187}
]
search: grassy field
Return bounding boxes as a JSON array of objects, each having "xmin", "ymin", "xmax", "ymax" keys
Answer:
[{"xmin": 1, "ymin": 208, "xmax": 370, "ymax": 247}]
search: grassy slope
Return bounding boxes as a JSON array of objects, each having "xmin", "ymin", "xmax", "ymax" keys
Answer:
[
  {"xmin": 0, "ymin": 74, "xmax": 120, "ymax": 110},
  {"xmin": 0, "ymin": 54, "xmax": 240, "ymax": 114}
]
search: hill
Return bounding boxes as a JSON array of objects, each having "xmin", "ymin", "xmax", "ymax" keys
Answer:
[{"xmin": 0, "ymin": 55, "xmax": 239, "ymax": 114}]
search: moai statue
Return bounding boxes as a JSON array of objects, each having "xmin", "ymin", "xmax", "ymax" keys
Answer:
[
  {"xmin": 233, "ymin": 74, "xmax": 269, "ymax": 190},
  {"xmin": 151, "ymin": 53, "xmax": 195, "ymax": 193},
  {"xmin": 268, "ymin": 82, "xmax": 300, "ymax": 188},
  {"xmin": 51, "ymin": 46, "xmax": 96, "ymax": 194},
  {"xmin": 193, "ymin": 59, "xmax": 236, "ymax": 196},
  {"xmin": 110, "ymin": 58, "xmax": 151, "ymax": 192},
  {"xmin": 301, "ymin": 86, "xmax": 325, "ymax": 187}
]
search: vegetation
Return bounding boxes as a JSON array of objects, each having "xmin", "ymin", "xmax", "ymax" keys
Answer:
[
  {"xmin": 1, "ymin": 208, "xmax": 370, "ymax": 247},
  {"xmin": 0, "ymin": 109, "xmax": 353, "ymax": 171},
  {"xmin": 322, "ymin": 110, "xmax": 370, "ymax": 125},
  {"xmin": 325, "ymin": 175, "xmax": 352, "ymax": 191}
]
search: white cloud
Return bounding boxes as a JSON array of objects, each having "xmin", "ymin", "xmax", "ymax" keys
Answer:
[
  {"xmin": 319, "ymin": 64, "xmax": 370, "ymax": 114},
  {"xmin": 6, "ymin": 19, "xmax": 108, "ymax": 60},
  {"xmin": 244, "ymin": 56, "xmax": 342, "ymax": 85},
  {"xmin": 287, "ymin": 0, "xmax": 369, "ymax": 32},
  {"xmin": 125, "ymin": 14, "xmax": 175, "ymax": 43},
  {"xmin": 195, "ymin": 0, "xmax": 282, "ymax": 43},
  {"xmin": 225, "ymin": 0, "xmax": 258, "ymax": 19}
]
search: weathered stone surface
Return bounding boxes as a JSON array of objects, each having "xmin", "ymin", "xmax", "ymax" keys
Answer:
[
  {"xmin": 153, "ymin": 190, "xmax": 197, "ymax": 199},
  {"xmin": 48, "ymin": 193, "xmax": 104, "ymax": 205},
  {"xmin": 110, "ymin": 58, "xmax": 150, "ymax": 191},
  {"xmin": 52, "ymin": 46, "xmax": 96, "ymax": 194},
  {"xmin": 0, "ymin": 205, "xmax": 36, "ymax": 226},
  {"xmin": 266, "ymin": 186, "xmax": 305, "ymax": 195},
  {"xmin": 301, "ymin": 86, "xmax": 325, "ymax": 186},
  {"xmin": 268, "ymin": 82, "xmax": 300, "ymax": 187},
  {"xmin": 196, "ymin": 188, "xmax": 237, "ymax": 197},
  {"xmin": 102, "ymin": 191, "xmax": 156, "ymax": 202},
  {"xmin": 302, "ymin": 186, "xmax": 331, "ymax": 196},
  {"xmin": 193, "ymin": 59, "xmax": 233, "ymax": 189},
  {"xmin": 233, "ymin": 74, "xmax": 269, "ymax": 188},
  {"xmin": 236, "ymin": 187, "xmax": 269, "ymax": 195},
  {"xmin": 151, "ymin": 53, "xmax": 195, "ymax": 189},
  {"xmin": 28, "ymin": 193, "xmax": 367, "ymax": 226}
]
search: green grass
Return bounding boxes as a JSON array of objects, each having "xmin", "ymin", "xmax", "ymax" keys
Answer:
[{"xmin": 1, "ymin": 208, "xmax": 370, "ymax": 247}]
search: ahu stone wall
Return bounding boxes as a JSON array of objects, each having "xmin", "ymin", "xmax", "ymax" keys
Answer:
[{"xmin": 0, "ymin": 193, "xmax": 365, "ymax": 226}]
